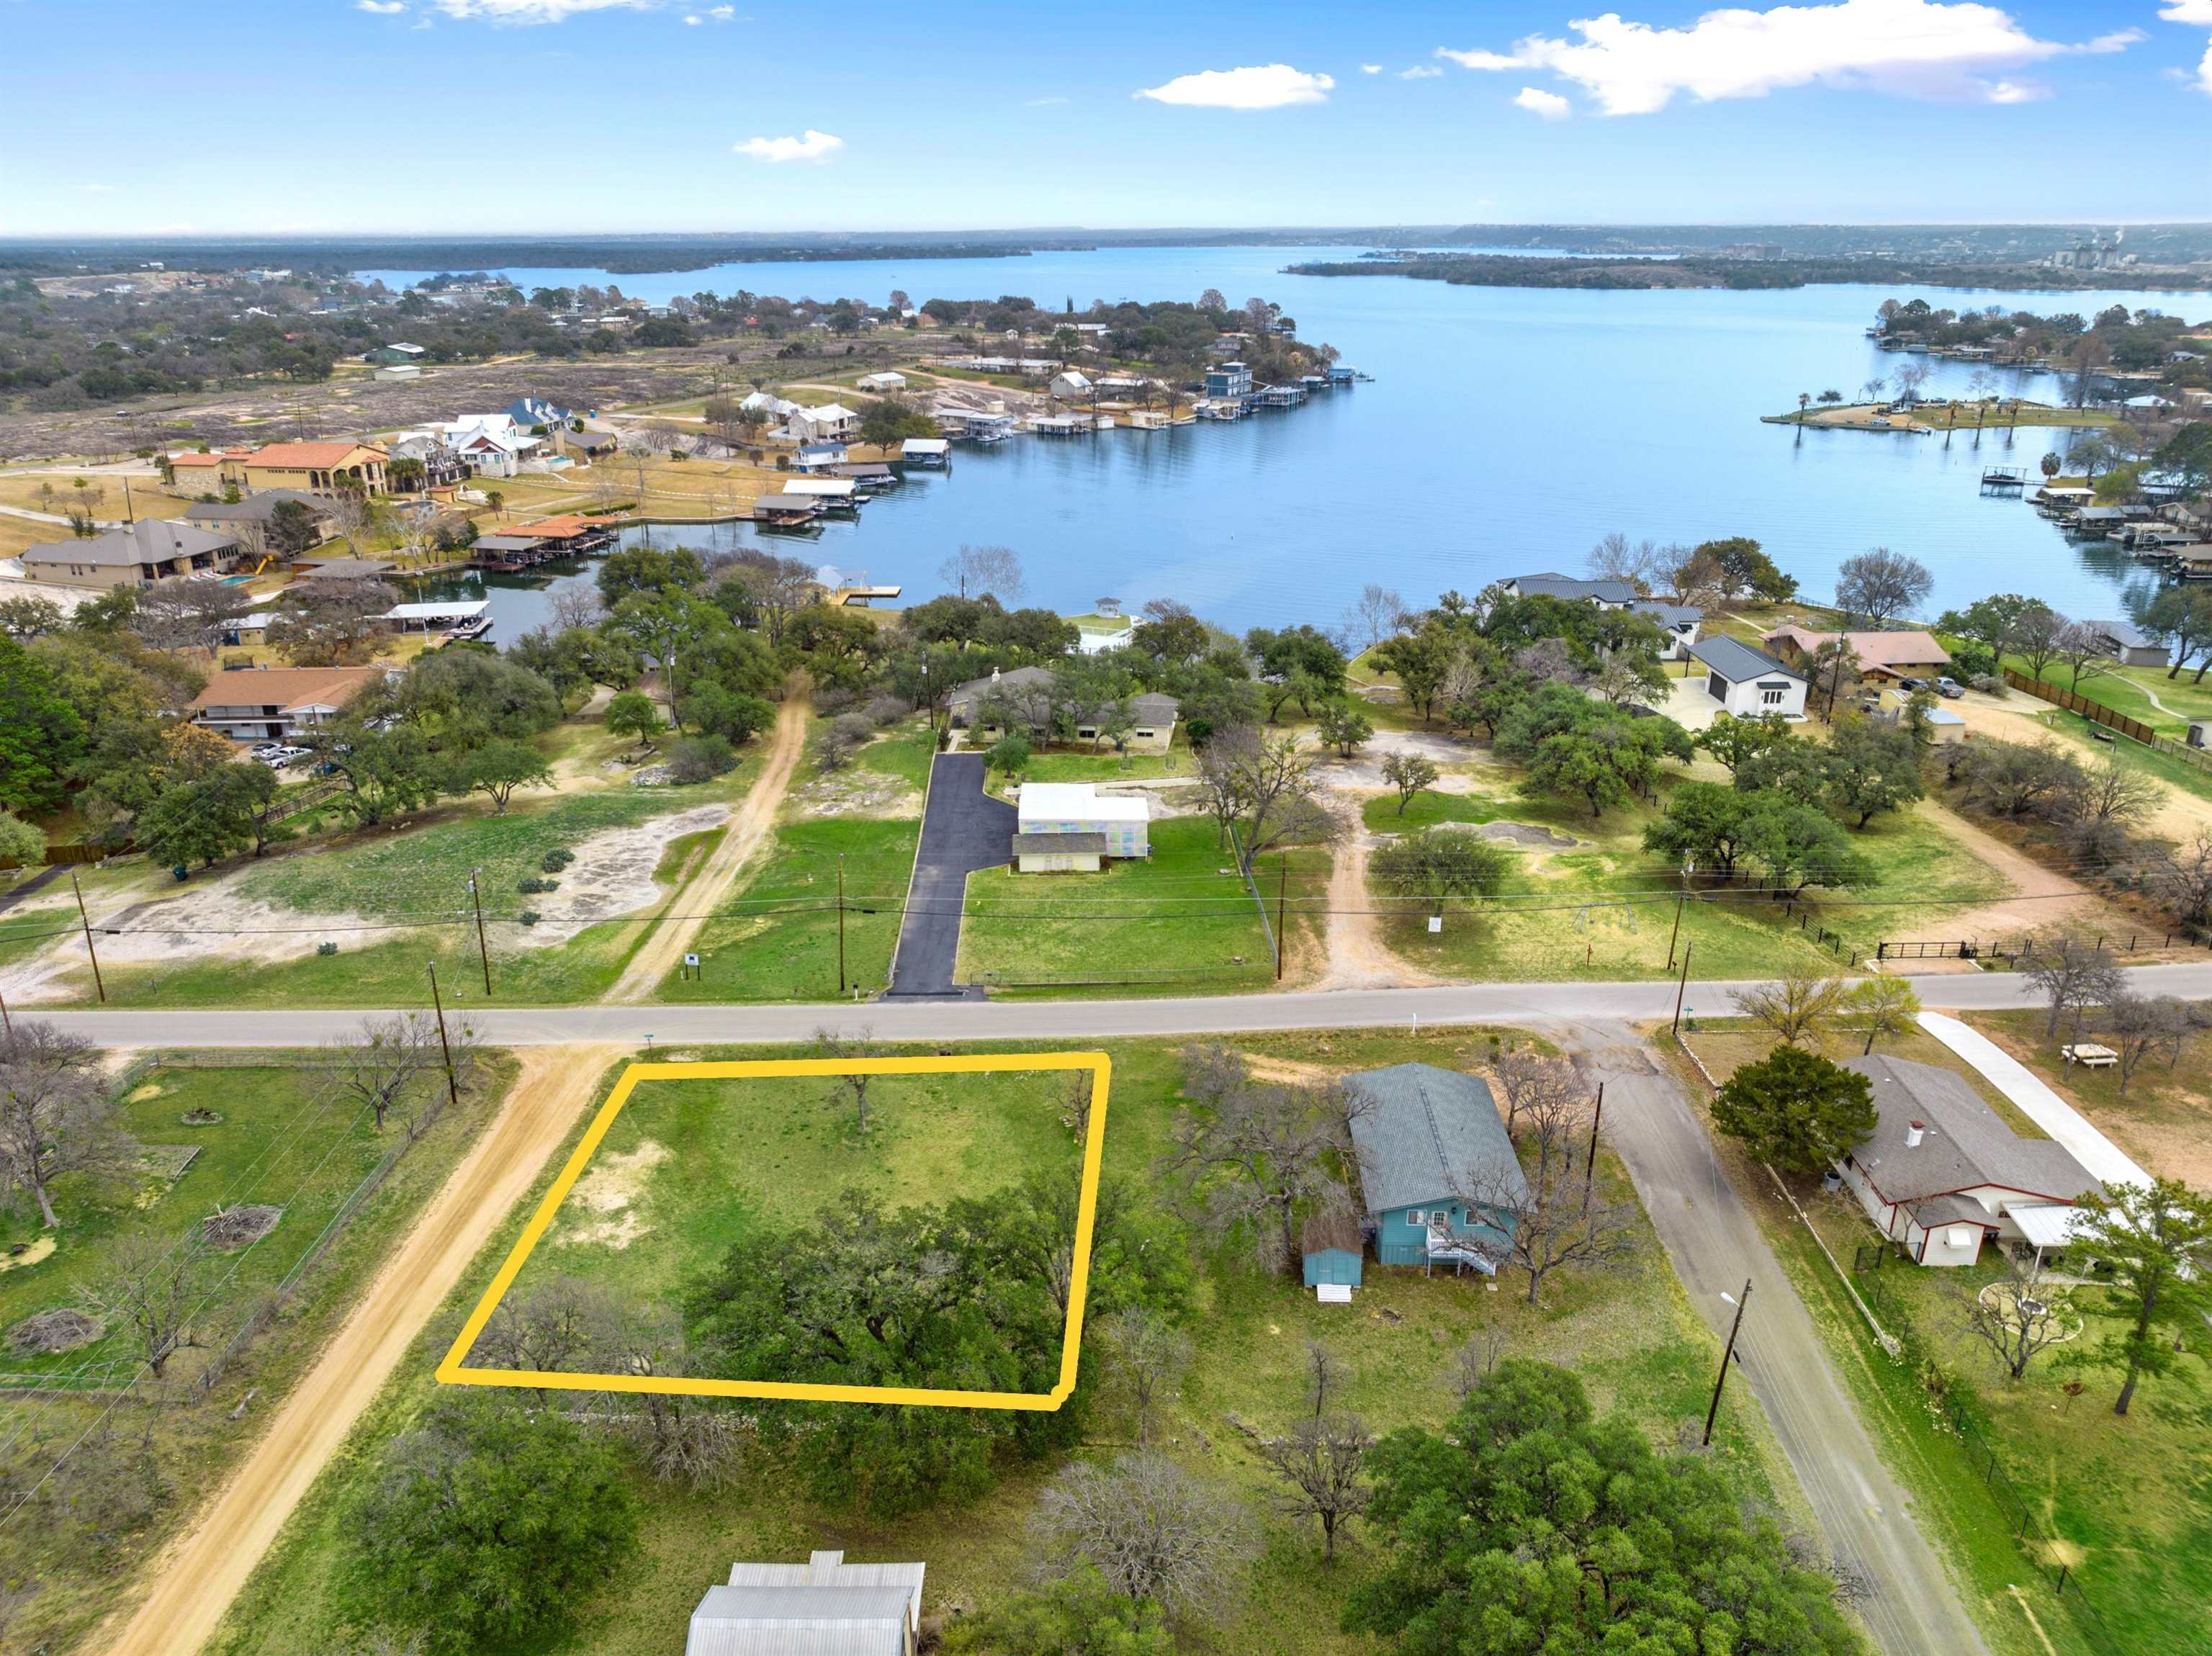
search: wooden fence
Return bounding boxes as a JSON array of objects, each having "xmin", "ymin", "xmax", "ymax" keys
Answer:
[{"xmin": 2003, "ymin": 667, "xmax": 2212, "ymax": 775}]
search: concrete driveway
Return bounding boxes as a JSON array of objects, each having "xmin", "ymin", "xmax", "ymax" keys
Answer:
[{"xmin": 885, "ymin": 753, "xmax": 1015, "ymax": 997}]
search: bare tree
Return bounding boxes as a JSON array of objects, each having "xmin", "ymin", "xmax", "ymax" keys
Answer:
[
  {"xmin": 1833, "ymin": 547, "xmax": 1933, "ymax": 629},
  {"xmin": 1192, "ymin": 724, "xmax": 1339, "ymax": 876},
  {"xmin": 1450, "ymin": 1326, "xmax": 1511, "ymax": 1396},
  {"xmin": 1164, "ymin": 1044, "xmax": 1352, "ymax": 1275},
  {"xmin": 129, "ymin": 582, "xmax": 258, "ymax": 657},
  {"xmin": 813, "ymin": 1025, "xmax": 883, "ymax": 1132},
  {"xmin": 1955, "ymin": 1252, "xmax": 2072, "ymax": 1380},
  {"xmin": 1347, "ymin": 584, "xmax": 1406, "ymax": 651},
  {"xmin": 1058, "ymin": 1069, "xmax": 1094, "ymax": 1141},
  {"xmin": 1586, "ymin": 532, "xmax": 1666, "ymax": 595},
  {"xmin": 1489, "ymin": 1049, "xmax": 1583, "ymax": 1136},
  {"xmin": 1732, "ymin": 965, "xmax": 1852, "ymax": 1047},
  {"xmin": 1, "ymin": 1022, "xmax": 137, "ymax": 1228},
  {"xmin": 938, "ymin": 542, "xmax": 1023, "ymax": 601},
  {"xmin": 1098, "ymin": 1306, "xmax": 1192, "ymax": 1446},
  {"xmin": 2100, "ymin": 993, "xmax": 2183, "ymax": 1097},
  {"xmin": 1030, "ymin": 1451, "xmax": 1254, "ymax": 1617},
  {"xmin": 603, "ymin": 1310, "xmax": 745, "ymax": 1491},
  {"xmin": 79, "ymin": 1233, "xmax": 206, "ymax": 1377},
  {"xmin": 2023, "ymin": 932, "xmax": 2124, "ymax": 1038},
  {"xmin": 468, "ymin": 1272, "xmax": 628, "ymax": 1382},
  {"xmin": 2051, "ymin": 620, "xmax": 2114, "ymax": 693},
  {"xmin": 1237, "ymin": 1349, "xmax": 1373, "ymax": 1561},
  {"xmin": 1468, "ymin": 1076, "xmax": 1636, "ymax": 1306},
  {"xmin": 2149, "ymin": 829, "xmax": 2212, "ymax": 930},
  {"xmin": 335, "ymin": 1012, "xmax": 473, "ymax": 1135},
  {"xmin": 548, "ymin": 583, "xmax": 606, "ymax": 633}
]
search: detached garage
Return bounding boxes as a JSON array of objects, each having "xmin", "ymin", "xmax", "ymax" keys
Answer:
[
  {"xmin": 1014, "ymin": 783, "xmax": 1150, "ymax": 864},
  {"xmin": 1689, "ymin": 634, "xmax": 1808, "ymax": 720}
]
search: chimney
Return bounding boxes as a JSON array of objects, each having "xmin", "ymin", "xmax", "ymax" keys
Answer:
[{"xmin": 1905, "ymin": 1120, "xmax": 1925, "ymax": 1148}]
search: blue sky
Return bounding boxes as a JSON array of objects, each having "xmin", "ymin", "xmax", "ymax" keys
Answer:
[{"xmin": 4, "ymin": 0, "xmax": 2208, "ymax": 234}]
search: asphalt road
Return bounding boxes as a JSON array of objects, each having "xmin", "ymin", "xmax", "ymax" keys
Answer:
[
  {"xmin": 1562, "ymin": 1021, "xmax": 1995, "ymax": 1656},
  {"xmin": 32, "ymin": 960, "xmax": 2212, "ymax": 1048},
  {"xmin": 885, "ymin": 753, "xmax": 1015, "ymax": 996}
]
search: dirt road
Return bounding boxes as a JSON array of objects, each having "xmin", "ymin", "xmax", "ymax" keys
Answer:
[
  {"xmin": 1314, "ymin": 788, "xmax": 1434, "ymax": 990},
  {"xmin": 96, "ymin": 1045, "xmax": 625, "ymax": 1656},
  {"xmin": 603, "ymin": 695, "xmax": 806, "ymax": 1002}
]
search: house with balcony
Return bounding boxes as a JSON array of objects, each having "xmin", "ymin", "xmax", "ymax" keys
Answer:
[
  {"xmin": 22, "ymin": 519, "xmax": 241, "ymax": 590},
  {"xmin": 1346, "ymin": 1064, "xmax": 1525, "ymax": 1274}
]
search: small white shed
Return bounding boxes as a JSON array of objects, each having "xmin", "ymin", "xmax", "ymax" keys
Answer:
[{"xmin": 1015, "ymin": 783, "xmax": 1149, "ymax": 862}]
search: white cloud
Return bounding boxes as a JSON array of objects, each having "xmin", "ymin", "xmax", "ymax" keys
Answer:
[
  {"xmin": 1135, "ymin": 63, "xmax": 1334, "ymax": 109},
  {"xmin": 734, "ymin": 129, "xmax": 844, "ymax": 162},
  {"xmin": 707, "ymin": 3, "xmax": 734, "ymax": 13},
  {"xmin": 430, "ymin": 0, "xmax": 655, "ymax": 22},
  {"xmin": 1514, "ymin": 85, "xmax": 1573, "ymax": 117},
  {"xmin": 1437, "ymin": 0, "xmax": 2127, "ymax": 114},
  {"xmin": 83, "ymin": 182, "xmax": 119, "ymax": 194},
  {"xmin": 683, "ymin": 12, "xmax": 700, "ymax": 20},
  {"xmin": 1400, "ymin": 64, "xmax": 1442, "ymax": 78},
  {"xmin": 1025, "ymin": 94, "xmax": 1070, "ymax": 106},
  {"xmin": 356, "ymin": 0, "xmax": 406, "ymax": 12},
  {"xmin": 1980, "ymin": 77, "xmax": 2048, "ymax": 101},
  {"xmin": 2162, "ymin": 0, "xmax": 2212, "ymax": 93},
  {"xmin": 2082, "ymin": 29, "xmax": 2144, "ymax": 52},
  {"xmin": 1359, "ymin": 63, "xmax": 1382, "ymax": 73}
]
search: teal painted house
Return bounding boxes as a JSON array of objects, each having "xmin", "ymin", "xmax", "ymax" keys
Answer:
[{"xmin": 1346, "ymin": 1064, "xmax": 1527, "ymax": 1273}]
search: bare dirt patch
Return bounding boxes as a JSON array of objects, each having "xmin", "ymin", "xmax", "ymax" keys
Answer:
[
  {"xmin": 1314, "ymin": 787, "xmax": 1437, "ymax": 992},
  {"xmin": 0, "ymin": 887, "xmax": 378, "ymax": 1002},
  {"xmin": 198, "ymin": 1205, "xmax": 283, "ymax": 1251},
  {"xmin": 554, "ymin": 1138, "xmax": 671, "ymax": 1250},
  {"xmin": 524, "ymin": 803, "xmax": 728, "ymax": 945},
  {"xmin": 791, "ymin": 770, "xmax": 924, "ymax": 819},
  {"xmin": 1, "ymin": 1237, "xmax": 60, "ymax": 1277}
]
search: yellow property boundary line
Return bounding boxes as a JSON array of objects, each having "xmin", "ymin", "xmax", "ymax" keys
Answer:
[{"xmin": 436, "ymin": 1052, "xmax": 1112, "ymax": 1411}]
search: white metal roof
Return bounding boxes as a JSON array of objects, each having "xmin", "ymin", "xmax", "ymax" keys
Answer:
[
  {"xmin": 382, "ymin": 600, "xmax": 490, "ymax": 621},
  {"xmin": 1017, "ymin": 783, "xmax": 1148, "ymax": 825},
  {"xmin": 899, "ymin": 437, "xmax": 949, "ymax": 454},
  {"xmin": 2005, "ymin": 1203, "xmax": 2080, "ymax": 1248},
  {"xmin": 784, "ymin": 477, "xmax": 857, "ymax": 497}
]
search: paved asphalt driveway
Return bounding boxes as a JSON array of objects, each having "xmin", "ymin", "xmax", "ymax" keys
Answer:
[{"xmin": 886, "ymin": 753, "xmax": 1016, "ymax": 996}]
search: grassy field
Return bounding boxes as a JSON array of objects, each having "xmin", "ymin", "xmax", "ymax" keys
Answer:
[
  {"xmin": 1964, "ymin": 1007, "xmax": 2212, "ymax": 1187},
  {"xmin": 959, "ymin": 816, "xmax": 1285, "ymax": 993},
  {"xmin": 1656, "ymin": 1022, "xmax": 2207, "ymax": 1656},
  {"xmin": 210, "ymin": 1027, "xmax": 1800, "ymax": 1656},
  {"xmin": 2001, "ymin": 654, "xmax": 2212, "ymax": 739},
  {"xmin": 1361, "ymin": 781, "xmax": 2005, "ymax": 981},
  {"xmin": 1, "ymin": 1050, "xmax": 518, "ymax": 1656}
]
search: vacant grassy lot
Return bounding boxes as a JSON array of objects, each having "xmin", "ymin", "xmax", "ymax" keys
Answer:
[
  {"xmin": 1362, "ymin": 779, "xmax": 2005, "ymax": 981},
  {"xmin": 1965, "ymin": 1007, "xmax": 2212, "ymax": 1187},
  {"xmin": 2001, "ymin": 654, "xmax": 2212, "ymax": 740},
  {"xmin": 211, "ymin": 1027, "xmax": 1794, "ymax": 1656},
  {"xmin": 499, "ymin": 1068, "xmax": 1085, "ymax": 1310},
  {"xmin": 1660, "ymin": 1021, "xmax": 2206, "ymax": 1656},
  {"xmin": 1, "ymin": 1050, "xmax": 517, "ymax": 1656},
  {"xmin": 959, "ymin": 816, "xmax": 1283, "ymax": 993}
]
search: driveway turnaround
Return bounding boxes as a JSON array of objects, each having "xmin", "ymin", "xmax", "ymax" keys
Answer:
[
  {"xmin": 886, "ymin": 753, "xmax": 1015, "ymax": 996},
  {"xmin": 1915, "ymin": 1012, "xmax": 2151, "ymax": 1187}
]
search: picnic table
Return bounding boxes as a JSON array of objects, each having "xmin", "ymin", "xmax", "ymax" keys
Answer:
[{"xmin": 2062, "ymin": 1043, "xmax": 2118, "ymax": 1068}]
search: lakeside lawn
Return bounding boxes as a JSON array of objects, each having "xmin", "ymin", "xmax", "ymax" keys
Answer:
[
  {"xmin": 2000, "ymin": 654, "xmax": 2212, "ymax": 741},
  {"xmin": 1, "ymin": 1050, "xmax": 518, "ymax": 1656},
  {"xmin": 210, "ymin": 1027, "xmax": 1793, "ymax": 1656},
  {"xmin": 1658, "ymin": 1021, "xmax": 2206, "ymax": 1656},
  {"xmin": 958, "ymin": 815, "xmax": 1286, "ymax": 994},
  {"xmin": 1361, "ymin": 782, "xmax": 2005, "ymax": 981}
]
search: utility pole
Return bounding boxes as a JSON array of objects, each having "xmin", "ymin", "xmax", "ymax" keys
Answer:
[
  {"xmin": 71, "ymin": 870, "xmax": 106, "ymax": 1004},
  {"xmin": 836, "ymin": 852, "xmax": 847, "ymax": 994},
  {"xmin": 1671, "ymin": 941, "xmax": 1694, "ymax": 1037},
  {"xmin": 427, "ymin": 960, "xmax": 460, "ymax": 1111},
  {"xmin": 1703, "ymin": 1279, "xmax": 1753, "ymax": 1446},
  {"xmin": 1665, "ymin": 855, "xmax": 1693, "ymax": 971},
  {"xmin": 468, "ymin": 868, "xmax": 492, "ymax": 996},
  {"xmin": 1274, "ymin": 852, "xmax": 1287, "ymax": 982},
  {"xmin": 1584, "ymin": 1081, "xmax": 1604, "ymax": 1183},
  {"xmin": 0, "ymin": 989, "xmax": 11, "ymax": 1040}
]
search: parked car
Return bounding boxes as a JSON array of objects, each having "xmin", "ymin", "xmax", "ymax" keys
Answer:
[
  {"xmin": 1897, "ymin": 676, "xmax": 1929, "ymax": 693},
  {"xmin": 1935, "ymin": 676, "xmax": 1964, "ymax": 698},
  {"xmin": 258, "ymin": 745, "xmax": 312, "ymax": 768}
]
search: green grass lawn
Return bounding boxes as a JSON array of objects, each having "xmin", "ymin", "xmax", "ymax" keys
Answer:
[
  {"xmin": 210, "ymin": 1027, "xmax": 1797, "ymax": 1656},
  {"xmin": 490, "ymin": 1068, "xmax": 1085, "ymax": 1315},
  {"xmin": 2000, "ymin": 654, "xmax": 2212, "ymax": 739},
  {"xmin": 958, "ymin": 816, "xmax": 1280, "ymax": 992},
  {"xmin": 1, "ymin": 1050, "xmax": 518, "ymax": 1656},
  {"xmin": 1362, "ymin": 783, "xmax": 2005, "ymax": 981},
  {"xmin": 1005, "ymin": 748, "xmax": 1184, "ymax": 785}
]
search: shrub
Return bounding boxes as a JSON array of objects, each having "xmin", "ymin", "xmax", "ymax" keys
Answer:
[
  {"xmin": 517, "ymin": 875, "xmax": 559, "ymax": 894},
  {"xmin": 316, "ymin": 940, "xmax": 339, "ymax": 956},
  {"xmin": 666, "ymin": 734, "xmax": 737, "ymax": 783},
  {"xmin": 541, "ymin": 848, "xmax": 574, "ymax": 872},
  {"xmin": 865, "ymin": 693, "xmax": 909, "ymax": 726},
  {"xmin": 518, "ymin": 910, "xmax": 541, "ymax": 927},
  {"xmin": 1970, "ymin": 672, "xmax": 2005, "ymax": 696}
]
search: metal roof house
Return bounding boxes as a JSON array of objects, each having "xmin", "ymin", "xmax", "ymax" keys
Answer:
[
  {"xmin": 1346, "ymin": 1064, "xmax": 1527, "ymax": 1272},
  {"xmin": 686, "ymin": 1550, "xmax": 925, "ymax": 1656},
  {"xmin": 1837, "ymin": 1056, "xmax": 2101, "ymax": 1267},
  {"xmin": 1500, "ymin": 572, "xmax": 1637, "ymax": 608},
  {"xmin": 2082, "ymin": 616, "xmax": 2170, "ymax": 669},
  {"xmin": 1689, "ymin": 635, "xmax": 1807, "ymax": 720},
  {"xmin": 1630, "ymin": 599, "xmax": 1703, "ymax": 660}
]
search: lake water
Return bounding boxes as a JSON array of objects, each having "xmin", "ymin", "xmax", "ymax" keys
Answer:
[{"xmin": 360, "ymin": 246, "xmax": 2193, "ymax": 636}]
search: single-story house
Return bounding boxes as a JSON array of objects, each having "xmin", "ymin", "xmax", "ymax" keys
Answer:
[
  {"xmin": 364, "ymin": 342, "xmax": 426, "ymax": 365},
  {"xmin": 2082, "ymin": 616, "xmax": 2170, "ymax": 669},
  {"xmin": 372, "ymin": 364, "xmax": 421, "ymax": 382},
  {"xmin": 856, "ymin": 371, "xmax": 907, "ymax": 393},
  {"xmin": 554, "ymin": 425, "xmax": 619, "ymax": 458},
  {"xmin": 786, "ymin": 402, "xmax": 863, "ymax": 443},
  {"xmin": 1015, "ymin": 782, "xmax": 1149, "ymax": 863},
  {"xmin": 948, "ymin": 665, "xmax": 1178, "ymax": 751},
  {"xmin": 182, "ymin": 488, "xmax": 337, "ymax": 551},
  {"xmin": 1631, "ymin": 599, "xmax": 1703, "ymax": 660},
  {"xmin": 793, "ymin": 442, "xmax": 849, "ymax": 472},
  {"xmin": 1300, "ymin": 1212, "xmax": 1364, "ymax": 1293},
  {"xmin": 295, "ymin": 556, "xmax": 396, "ymax": 582},
  {"xmin": 229, "ymin": 441, "xmax": 390, "ymax": 497},
  {"xmin": 1688, "ymin": 635, "xmax": 1808, "ymax": 719},
  {"xmin": 189, "ymin": 665, "xmax": 390, "ymax": 742},
  {"xmin": 1837, "ymin": 1055, "xmax": 2101, "ymax": 1267},
  {"xmin": 1050, "ymin": 369, "xmax": 1093, "ymax": 401},
  {"xmin": 1762, "ymin": 626, "xmax": 1951, "ymax": 683},
  {"xmin": 164, "ymin": 448, "xmax": 250, "ymax": 494},
  {"xmin": 1345, "ymin": 1064, "xmax": 1526, "ymax": 1273},
  {"xmin": 1499, "ymin": 572, "xmax": 1637, "ymax": 608},
  {"xmin": 686, "ymin": 1550, "xmax": 925, "ymax": 1656},
  {"xmin": 740, "ymin": 390, "xmax": 801, "ymax": 421},
  {"xmin": 21, "ymin": 519, "xmax": 241, "ymax": 590}
]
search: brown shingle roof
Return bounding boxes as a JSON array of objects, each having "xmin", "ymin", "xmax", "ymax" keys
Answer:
[{"xmin": 189, "ymin": 666, "xmax": 385, "ymax": 714}]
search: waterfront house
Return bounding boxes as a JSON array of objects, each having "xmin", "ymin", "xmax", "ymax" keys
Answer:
[
  {"xmin": 1014, "ymin": 782, "xmax": 1150, "ymax": 865},
  {"xmin": 856, "ymin": 370, "xmax": 907, "ymax": 393},
  {"xmin": 1837, "ymin": 1056, "xmax": 2099, "ymax": 1268},
  {"xmin": 786, "ymin": 403, "xmax": 863, "ymax": 443},
  {"xmin": 22, "ymin": 519, "xmax": 242, "ymax": 590},
  {"xmin": 1761, "ymin": 626, "xmax": 1951, "ymax": 683},
  {"xmin": 1345, "ymin": 1064, "xmax": 1524, "ymax": 1274},
  {"xmin": 1498, "ymin": 572, "xmax": 1637, "ymax": 608},
  {"xmin": 932, "ymin": 408, "xmax": 1019, "ymax": 443},
  {"xmin": 1050, "ymin": 369, "xmax": 1093, "ymax": 401},
  {"xmin": 1204, "ymin": 361, "xmax": 1254, "ymax": 400},
  {"xmin": 2082, "ymin": 616, "xmax": 2170, "ymax": 668},
  {"xmin": 384, "ymin": 431, "xmax": 470, "ymax": 490},
  {"xmin": 1689, "ymin": 635, "xmax": 1808, "ymax": 719},
  {"xmin": 228, "ymin": 441, "xmax": 390, "ymax": 498},
  {"xmin": 751, "ymin": 492, "xmax": 826, "ymax": 527},
  {"xmin": 793, "ymin": 442, "xmax": 849, "ymax": 472},
  {"xmin": 948, "ymin": 665, "xmax": 1178, "ymax": 750},
  {"xmin": 182, "ymin": 489, "xmax": 337, "ymax": 554},
  {"xmin": 189, "ymin": 664, "xmax": 390, "ymax": 742},
  {"xmin": 685, "ymin": 1549, "xmax": 925, "ymax": 1656},
  {"xmin": 1630, "ymin": 599, "xmax": 1702, "ymax": 659}
]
